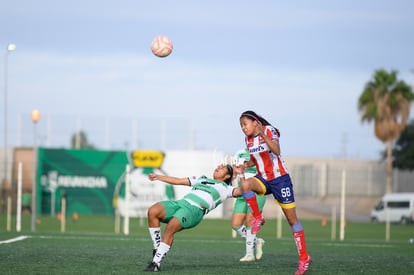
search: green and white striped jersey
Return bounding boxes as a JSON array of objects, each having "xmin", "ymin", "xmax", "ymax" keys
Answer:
[{"xmin": 183, "ymin": 175, "xmax": 235, "ymax": 212}]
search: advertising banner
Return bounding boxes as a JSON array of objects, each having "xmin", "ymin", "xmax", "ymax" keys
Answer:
[{"xmin": 37, "ymin": 148, "xmax": 129, "ymax": 215}]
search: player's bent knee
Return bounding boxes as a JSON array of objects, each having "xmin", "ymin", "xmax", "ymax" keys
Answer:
[{"xmin": 147, "ymin": 203, "xmax": 163, "ymax": 218}]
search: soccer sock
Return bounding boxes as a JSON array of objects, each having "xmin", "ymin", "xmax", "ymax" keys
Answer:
[
  {"xmin": 149, "ymin": 227, "xmax": 161, "ymax": 249},
  {"xmin": 153, "ymin": 242, "xmax": 170, "ymax": 264},
  {"xmin": 245, "ymin": 228, "xmax": 255, "ymax": 256},
  {"xmin": 243, "ymin": 191, "xmax": 262, "ymax": 218},
  {"xmin": 233, "ymin": 225, "xmax": 247, "ymax": 238},
  {"xmin": 291, "ymin": 222, "xmax": 309, "ymax": 261}
]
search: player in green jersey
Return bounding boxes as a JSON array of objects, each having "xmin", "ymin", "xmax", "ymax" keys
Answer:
[
  {"xmin": 144, "ymin": 164, "xmax": 242, "ymax": 272},
  {"xmin": 232, "ymin": 149, "xmax": 266, "ymax": 262}
]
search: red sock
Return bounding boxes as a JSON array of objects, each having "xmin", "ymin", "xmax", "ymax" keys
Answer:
[
  {"xmin": 245, "ymin": 196, "xmax": 262, "ymax": 219},
  {"xmin": 293, "ymin": 230, "xmax": 309, "ymax": 261}
]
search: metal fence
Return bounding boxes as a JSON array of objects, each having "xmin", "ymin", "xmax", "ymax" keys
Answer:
[{"xmin": 285, "ymin": 157, "xmax": 413, "ymax": 197}]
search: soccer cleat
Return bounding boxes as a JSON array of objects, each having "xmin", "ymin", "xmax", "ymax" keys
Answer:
[
  {"xmin": 251, "ymin": 216, "xmax": 265, "ymax": 234},
  {"xmin": 255, "ymin": 238, "xmax": 265, "ymax": 260},
  {"xmin": 295, "ymin": 255, "xmax": 312, "ymax": 275},
  {"xmin": 144, "ymin": 262, "xmax": 160, "ymax": 272},
  {"xmin": 147, "ymin": 249, "xmax": 157, "ymax": 264},
  {"xmin": 239, "ymin": 254, "xmax": 255, "ymax": 262}
]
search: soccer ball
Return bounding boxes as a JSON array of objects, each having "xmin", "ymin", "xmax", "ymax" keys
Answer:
[{"xmin": 151, "ymin": 35, "xmax": 173, "ymax": 58}]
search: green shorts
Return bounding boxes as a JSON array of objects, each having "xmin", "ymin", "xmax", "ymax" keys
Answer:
[
  {"xmin": 160, "ymin": 199, "xmax": 205, "ymax": 229},
  {"xmin": 233, "ymin": 195, "xmax": 266, "ymax": 214}
]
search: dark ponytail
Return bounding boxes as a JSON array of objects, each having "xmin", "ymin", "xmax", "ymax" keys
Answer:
[
  {"xmin": 240, "ymin": 110, "xmax": 280, "ymax": 137},
  {"xmin": 225, "ymin": 164, "xmax": 234, "ymax": 184}
]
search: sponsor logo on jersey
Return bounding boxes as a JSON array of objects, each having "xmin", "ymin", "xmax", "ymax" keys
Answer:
[{"xmin": 249, "ymin": 145, "xmax": 266, "ymax": 153}]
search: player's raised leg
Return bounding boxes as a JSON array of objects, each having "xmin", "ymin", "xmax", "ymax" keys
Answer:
[{"xmin": 240, "ymin": 177, "xmax": 266, "ymax": 234}]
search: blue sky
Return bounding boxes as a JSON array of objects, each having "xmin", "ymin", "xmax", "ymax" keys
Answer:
[{"xmin": 1, "ymin": 0, "xmax": 413, "ymax": 159}]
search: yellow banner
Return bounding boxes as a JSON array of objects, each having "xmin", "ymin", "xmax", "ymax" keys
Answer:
[{"xmin": 130, "ymin": 150, "xmax": 165, "ymax": 168}]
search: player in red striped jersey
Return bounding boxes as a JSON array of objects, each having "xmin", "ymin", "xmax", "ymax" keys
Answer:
[{"xmin": 237, "ymin": 110, "xmax": 312, "ymax": 275}]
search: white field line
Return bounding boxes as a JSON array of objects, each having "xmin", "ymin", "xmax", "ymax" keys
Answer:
[
  {"xmin": 0, "ymin": 234, "xmax": 397, "ymax": 249},
  {"xmin": 0, "ymin": 235, "xmax": 31, "ymax": 244},
  {"xmin": 8, "ymin": 234, "xmax": 243, "ymax": 244},
  {"xmin": 37, "ymin": 235, "xmax": 147, "ymax": 242}
]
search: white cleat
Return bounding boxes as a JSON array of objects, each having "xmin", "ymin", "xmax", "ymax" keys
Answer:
[
  {"xmin": 240, "ymin": 254, "xmax": 255, "ymax": 262},
  {"xmin": 255, "ymin": 238, "xmax": 265, "ymax": 260}
]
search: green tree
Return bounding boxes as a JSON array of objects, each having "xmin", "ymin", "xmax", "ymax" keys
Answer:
[
  {"xmin": 358, "ymin": 69, "xmax": 414, "ymax": 193},
  {"xmin": 391, "ymin": 119, "xmax": 414, "ymax": 171},
  {"xmin": 70, "ymin": 130, "xmax": 95, "ymax": 149}
]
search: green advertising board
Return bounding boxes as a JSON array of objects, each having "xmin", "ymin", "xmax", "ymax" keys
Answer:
[{"xmin": 37, "ymin": 148, "xmax": 129, "ymax": 215}]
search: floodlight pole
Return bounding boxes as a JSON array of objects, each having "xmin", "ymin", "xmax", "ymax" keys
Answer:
[
  {"xmin": 2, "ymin": 44, "xmax": 16, "ymax": 191},
  {"xmin": 31, "ymin": 109, "xmax": 41, "ymax": 232}
]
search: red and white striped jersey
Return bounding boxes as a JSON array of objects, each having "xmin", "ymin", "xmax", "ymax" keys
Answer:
[{"xmin": 245, "ymin": 125, "xmax": 289, "ymax": 180}]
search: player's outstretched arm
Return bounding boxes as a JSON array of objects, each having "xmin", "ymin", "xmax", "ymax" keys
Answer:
[{"xmin": 148, "ymin": 173, "xmax": 190, "ymax": 186}]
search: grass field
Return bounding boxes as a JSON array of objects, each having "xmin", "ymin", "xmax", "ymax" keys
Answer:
[{"xmin": 1, "ymin": 215, "xmax": 413, "ymax": 274}]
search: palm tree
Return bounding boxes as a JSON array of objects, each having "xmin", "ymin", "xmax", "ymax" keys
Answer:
[{"xmin": 358, "ymin": 69, "xmax": 414, "ymax": 193}]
